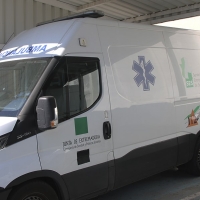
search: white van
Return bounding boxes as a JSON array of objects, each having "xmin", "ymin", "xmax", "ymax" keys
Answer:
[{"xmin": 0, "ymin": 10, "xmax": 200, "ymax": 200}]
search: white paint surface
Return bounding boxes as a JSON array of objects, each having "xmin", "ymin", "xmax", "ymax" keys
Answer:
[
  {"xmin": 0, "ymin": 136, "xmax": 41, "ymax": 188},
  {"xmin": 0, "ymin": 117, "xmax": 17, "ymax": 136}
]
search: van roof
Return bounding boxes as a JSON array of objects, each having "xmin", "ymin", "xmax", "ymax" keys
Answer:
[
  {"xmin": 0, "ymin": 17, "xmax": 200, "ymax": 62},
  {"xmin": 78, "ymin": 17, "xmax": 200, "ymax": 35}
]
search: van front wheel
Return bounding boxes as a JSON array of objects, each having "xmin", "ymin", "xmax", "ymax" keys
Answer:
[{"xmin": 9, "ymin": 180, "xmax": 59, "ymax": 200}]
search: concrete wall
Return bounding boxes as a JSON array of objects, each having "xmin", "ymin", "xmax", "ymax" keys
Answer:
[{"xmin": 0, "ymin": 0, "xmax": 71, "ymax": 48}]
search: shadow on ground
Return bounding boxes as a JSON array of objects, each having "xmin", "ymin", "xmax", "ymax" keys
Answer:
[{"xmin": 93, "ymin": 169, "xmax": 200, "ymax": 200}]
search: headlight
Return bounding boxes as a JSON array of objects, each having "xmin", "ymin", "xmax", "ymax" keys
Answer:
[{"xmin": 0, "ymin": 134, "xmax": 9, "ymax": 150}]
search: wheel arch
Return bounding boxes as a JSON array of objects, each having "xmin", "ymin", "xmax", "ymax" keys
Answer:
[
  {"xmin": 189, "ymin": 131, "xmax": 200, "ymax": 160},
  {"xmin": 6, "ymin": 170, "xmax": 70, "ymax": 200}
]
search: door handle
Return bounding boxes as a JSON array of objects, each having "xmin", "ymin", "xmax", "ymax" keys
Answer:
[{"xmin": 103, "ymin": 121, "xmax": 111, "ymax": 140}]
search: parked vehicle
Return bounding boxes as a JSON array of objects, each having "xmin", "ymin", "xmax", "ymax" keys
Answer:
[{"xmin": 0, "ymin": 10, "xmax": 200, "ymax": 200}]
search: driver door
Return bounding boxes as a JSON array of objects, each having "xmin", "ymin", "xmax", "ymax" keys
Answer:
[{"xmin": 37, "ymin": 54, "xmax": 114, "ymax": 199}]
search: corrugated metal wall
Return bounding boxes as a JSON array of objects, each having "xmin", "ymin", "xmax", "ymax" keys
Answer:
[{"xmin": 0, "ymin": 0, "xmax": 71, "ymax": 47}]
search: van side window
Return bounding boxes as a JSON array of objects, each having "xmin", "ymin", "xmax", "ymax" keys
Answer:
[
  {"xmin": 67, "ymin": 57, "xmax": 101, "ymax": 117},
  {"xmin": 43, "ymin": 57, "xmax": 101, "ymax": 122}
]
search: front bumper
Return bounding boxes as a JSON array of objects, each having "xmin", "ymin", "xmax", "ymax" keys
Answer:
[{"xmin": 0, "ymin": 188, "xmax": 11, "ymax": 200}]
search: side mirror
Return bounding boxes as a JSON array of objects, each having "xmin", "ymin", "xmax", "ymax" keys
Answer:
[{"xmin": 36, "ymin": 96, "xmax": 58, "ymax": 130}]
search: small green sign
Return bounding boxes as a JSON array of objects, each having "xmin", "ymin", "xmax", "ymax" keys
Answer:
[{"xmin": 74, "ymin": 117, "xmax": 88, "ymax": 135}]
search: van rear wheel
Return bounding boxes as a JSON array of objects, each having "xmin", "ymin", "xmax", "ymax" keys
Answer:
[
  {"xmin": 187, "ymin": 139, "xmax": 200, "ymax": 176},
  {"xmin": 9, "ymin": 180, "xmax": 59, "ymax": 200}
]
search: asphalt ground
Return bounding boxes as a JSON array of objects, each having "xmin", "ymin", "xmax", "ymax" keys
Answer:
[{"xmin": 93, "ymin": 169, "xmax": 200, "ymax": 200}]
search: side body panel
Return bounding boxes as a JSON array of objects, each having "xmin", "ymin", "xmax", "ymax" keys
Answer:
[
  {"xmin": 97, "ymin": 24, "xmax": 182, "ymax": 189},
  {"xmin": 0, "ymin": 136, "xmax": 41, "ymax": 188},
  {"xmin": 164, "ymin": 31, "xmax": 200, "ymax": 164}
]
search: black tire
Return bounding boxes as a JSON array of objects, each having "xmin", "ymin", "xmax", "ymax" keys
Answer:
[
  {"xmin": 187, "ymin": 139, "xmax": 200, "ymax": 176},
  {"xmin": 9, "ymin": 180, "xmax": 59, "ymax": 200}
]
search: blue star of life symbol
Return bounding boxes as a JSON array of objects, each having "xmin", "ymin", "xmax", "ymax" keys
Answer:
[{"xmin": 132, "ymin": 56, "xmax": 156, "ymax": 91}]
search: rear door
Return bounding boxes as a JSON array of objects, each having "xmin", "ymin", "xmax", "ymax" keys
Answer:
[{"xmin": 37, "ymin": 54, "xmax": 114, "ymax": 199}]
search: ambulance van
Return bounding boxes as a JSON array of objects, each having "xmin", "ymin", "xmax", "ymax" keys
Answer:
[{"xmin": 0, "ymin": 10, "xmax": 200, "ymax": 200}]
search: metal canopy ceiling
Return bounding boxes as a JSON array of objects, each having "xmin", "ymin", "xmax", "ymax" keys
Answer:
[{"xmin": 35, "ymin": 0, "xmax": 200, "ymax": 24}]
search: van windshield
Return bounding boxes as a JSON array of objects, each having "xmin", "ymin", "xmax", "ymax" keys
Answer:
[{"xmin": 0, "ymin": 58, "xmax": 51, "ymax": 117}]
